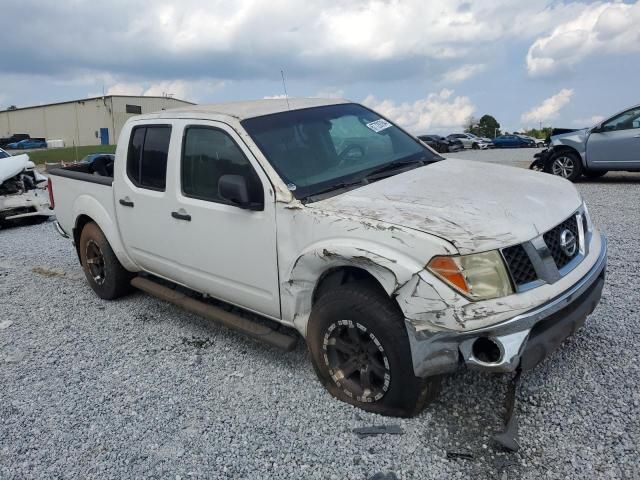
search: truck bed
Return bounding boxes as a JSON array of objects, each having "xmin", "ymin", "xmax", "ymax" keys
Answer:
[{"xmin": 48, "ymin": 164, "xmax": 115, "ymax": 238}]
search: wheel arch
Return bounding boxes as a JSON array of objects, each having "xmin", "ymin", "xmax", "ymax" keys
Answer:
[
  {"xmin": 281, "ymin": 243, "xmax": 422, "ymax": 336},
  {"xmin": 71, "ymin": 195, "xmax": 138, "ymax": 271}
]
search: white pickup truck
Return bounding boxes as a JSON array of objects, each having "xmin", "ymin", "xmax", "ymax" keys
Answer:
[{"xmin": 50, "ymin": 98, "xmax": 607, "ymax": 417}]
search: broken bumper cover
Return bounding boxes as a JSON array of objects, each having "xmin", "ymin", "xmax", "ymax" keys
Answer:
[{"xmin": 407, "ymin": 235, "xmax": 607, "ymax": 377}]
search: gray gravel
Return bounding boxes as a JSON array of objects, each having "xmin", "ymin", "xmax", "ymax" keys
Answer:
[{"xmin": 1, "ymin": 150, "xmax": 639, "ymax": 479}]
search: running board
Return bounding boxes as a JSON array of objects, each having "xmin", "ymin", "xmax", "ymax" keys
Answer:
[{"xmin": 131, "ymin": 276, "xmax": 298, "ymax": 351}]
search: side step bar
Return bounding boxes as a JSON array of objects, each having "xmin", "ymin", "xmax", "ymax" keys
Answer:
[{"xmin": 131, "ymin": 276, "xmax": 298, "ymax": 352}]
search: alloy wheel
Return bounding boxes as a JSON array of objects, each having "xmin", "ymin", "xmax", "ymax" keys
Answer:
[
  {"xmin": 551, "ymin": 156, "xmax": 575, "ymax": 178},
  {"xmin": 323, "ymin": 320, "xmax": 391, "ymax": 403},
  {"xmin": 85, "ymin": 239, "xmax": 106, "ymax": 285}
]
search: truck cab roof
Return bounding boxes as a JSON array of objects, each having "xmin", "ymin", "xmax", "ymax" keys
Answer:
[{"xmin": 135, "ymin": 97, "xmax": 351, "ymax": 123}]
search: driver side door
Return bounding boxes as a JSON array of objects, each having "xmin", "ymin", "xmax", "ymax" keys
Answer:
[{"xmin": 587, "ymin": 106, "xmax": 640, "ymax": 168}]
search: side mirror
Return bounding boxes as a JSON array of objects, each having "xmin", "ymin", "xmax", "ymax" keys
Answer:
[{"xmin": 218, "ymin": 174, "xmax": 263, "ymax": 211}]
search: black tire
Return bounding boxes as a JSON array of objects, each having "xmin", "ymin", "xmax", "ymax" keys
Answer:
[
  {"xmin": 583, "ymin": 169, "xmax": 608, "ymax": 179},
  {"xmin": 307, "ymin": 284, "xmax": 441, "ymax": 417},
  {"xmin": 471, "ymin": 143, "xmax": 479, "ymax": 150},
  {"xmin": 79, "ymin": 222, "xmax": 133, "ymax": 300},
  {"xmin": 546, "ymin": 150, "xmax": 583, "ymax": 182},
  {"xmin": 529, "ymin": 159, "xmax": 545, "ymax": 171}
]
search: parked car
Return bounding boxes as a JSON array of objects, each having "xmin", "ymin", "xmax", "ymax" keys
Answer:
[
  {"xmin": 446, "ymin": 133, "xmax": 492, "ymax": 149},
  {"xmin": 49, "ymin": 98, "xmax": 606, "ymax": 417},
  {"xmin": 533, "ymin": 103, "xmax": 640, "ymax": 181},
  {"xmin": 417, "ymin": 134, "xmax": 462, "ymax": 153},
  {"xmin": 6, "ymin": 138, "xmax": 47, "ymax": 150},
  {"xmin": 79, "ymin": 153, "xmax": 116, "ymax": 176},
  {"xmin": 0, "ymin": 133, "xmax": 30, "ymax": 149},
  {"xmin": 518, "ymin": 135, "xmax": 546, "ymax": 148},
  {"xmin": 0, "ymin": 151, "xmax": 52, "ymax": 225},
  {"xmin": 492, "ymin": 134, "xmax": 534, "ymax": 148}
]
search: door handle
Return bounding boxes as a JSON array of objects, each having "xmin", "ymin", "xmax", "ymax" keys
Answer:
[
  {"xmin": 171, "ymin": 210, "xmax": 191, "ymax": 221},
  {"xmin": 119, "ymin": 198, "xmax": 134, "ymax": 207}
]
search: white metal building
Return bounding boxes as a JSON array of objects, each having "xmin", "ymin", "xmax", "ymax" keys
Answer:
[{"xmin": 0, "ymin": 95, "xmax": 194, "ymax": 147}]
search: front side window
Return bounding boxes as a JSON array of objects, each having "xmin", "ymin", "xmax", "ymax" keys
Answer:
[
  {"xmin": 127, "ymin": 125, "xmax": 171, "ymax": 190},
  {"xmin": 181, "ymin": 126, "xmax": 263, "ymax": 204},
  {"xmin": 602, "ymin": 107, "xmax": 640, "ymax": 131},
  {"xmin": 242, "ymin": 103, "xmax": 438, "ymax": 200},
  {"xmin": 0, "ymin": 148, "xmax": 9, "ymax": 159}
]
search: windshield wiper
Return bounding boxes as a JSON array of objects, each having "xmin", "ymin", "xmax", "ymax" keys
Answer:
[
  {"xmin": 363, "ymin": 157, "xmax": 428, "ymax": 182},
  {"xmin": 301, "ymin": 179, "xmax": 365, "ymax": 203}
]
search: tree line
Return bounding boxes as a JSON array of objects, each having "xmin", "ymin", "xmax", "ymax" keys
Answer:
[{"xmin": 464, "ymin": 114, "xmax": 552, "ymax": 139}]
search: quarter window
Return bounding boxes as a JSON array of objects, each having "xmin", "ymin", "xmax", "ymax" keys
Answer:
[
  {"xmin": 127, "ymin": 125, "xmax": 171, "ymax": 190},
  {"xmin": 181, "ymin": 126, "xmax": 262, "ymax": 204}
]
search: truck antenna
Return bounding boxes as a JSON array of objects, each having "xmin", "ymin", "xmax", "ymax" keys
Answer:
[{"xmin": 280, "ymin": 69, "xmax": 290, "ymax": 110}]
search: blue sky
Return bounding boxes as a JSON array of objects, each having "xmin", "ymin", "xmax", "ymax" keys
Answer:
[{"xmin": 1, "ymin": 0, "xmax": 638, "ymax": 134}]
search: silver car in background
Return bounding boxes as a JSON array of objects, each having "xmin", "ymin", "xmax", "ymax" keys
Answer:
[{"xmin": 535, "ymin": 103, "xmax": 640, "ymax": 181}]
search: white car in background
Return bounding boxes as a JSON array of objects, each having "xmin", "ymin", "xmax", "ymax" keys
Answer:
[
  {"xmin": 446, "ymin": 133, "xmax": 492, "ymax": 149},
  {"xmin": 0, "ymin": 148, "xmax": 53, "ymax": 226}
]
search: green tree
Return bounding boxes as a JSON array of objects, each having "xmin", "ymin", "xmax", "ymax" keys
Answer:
[{"xmin": 476, "ymin": 115, "xmax": 501, "ymax": 138}]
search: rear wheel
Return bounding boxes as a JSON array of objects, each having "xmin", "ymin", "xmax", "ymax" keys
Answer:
[
  {"xmin": 307, "ymin": 284, "xmax": 441, "ymax": 417},
  {"xmin": 548, "ymin": 151, "xmax": 583, "ymax": 182},
  {"xmin": 79, "ymin": 222, "xmax": 133, "ymax": 299}
]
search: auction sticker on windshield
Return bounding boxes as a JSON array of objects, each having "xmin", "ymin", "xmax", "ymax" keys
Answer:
[{"xmin": 366, "ymin": 119, "xmax": 392, "ymax": 133}]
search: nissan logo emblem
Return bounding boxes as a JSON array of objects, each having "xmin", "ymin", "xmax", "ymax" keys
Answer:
[{"xmin": 560, "ymin": 229, "xmax": 577, "ymax": 257}]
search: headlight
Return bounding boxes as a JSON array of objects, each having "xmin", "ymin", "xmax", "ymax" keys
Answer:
[{"xmin": 427, "ymin": 250, "xmax": 513, "ymax": 301}]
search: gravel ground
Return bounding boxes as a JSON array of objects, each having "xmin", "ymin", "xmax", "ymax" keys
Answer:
[{"xmin": 1, "ymin": 150, "xmax": 639, "ymax": 479}]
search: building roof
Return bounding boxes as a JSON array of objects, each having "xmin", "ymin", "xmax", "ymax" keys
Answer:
[
  {"xmin": 143, "ymin": 97, "xmax": 351, "ymax": 121},
  {"xmin": 0, "ymin": 95, "xmax": 195, "ymax": 114}
]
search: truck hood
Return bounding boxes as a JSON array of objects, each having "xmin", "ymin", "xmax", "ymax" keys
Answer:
[{"xmin": 309, "ymin": 159, "xmax": 582, "ymax": 254}]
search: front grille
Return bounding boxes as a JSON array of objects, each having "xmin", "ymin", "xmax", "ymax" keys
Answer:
[
  {"xmin": 543, "ymin": 215, "xmax": 579, "ymax": 269},
  {"xmin": 502, "ymin": 244, "xmax": 538, "ymax": 287}
]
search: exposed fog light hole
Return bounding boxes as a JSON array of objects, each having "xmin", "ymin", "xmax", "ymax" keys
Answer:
[{"xmin": 472, "ymin": 337, "xmax": 502, "ymax": 363}]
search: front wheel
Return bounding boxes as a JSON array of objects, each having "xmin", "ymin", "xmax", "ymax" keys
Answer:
[
  {"xmin": 547, "ymin": 151, "xmax": 583, "ymax": 181},
  {"xmin": 471, "ymin": 143, "xmax": 479, "ymax": 150},
  {"xmin": 79, "ymin": 222, "xmax": 133, "ymax": 300},
  {"xmin": 307, "ymin": 284, "xmax": 441, "ymax": 417}
]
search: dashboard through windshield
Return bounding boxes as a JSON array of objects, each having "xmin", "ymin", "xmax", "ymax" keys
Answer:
[{"xmin": 241, "ymin": 103, "xmax": 439, "ymax": 200}]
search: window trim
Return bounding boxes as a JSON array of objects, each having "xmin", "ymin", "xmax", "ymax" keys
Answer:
[
  {"xmin": 126, "ymin": 124, "xmax": 172, "ymax": 192},
  {"xmin": 180, "ymin": 124, "xmax": 264, "ymax": 206}
]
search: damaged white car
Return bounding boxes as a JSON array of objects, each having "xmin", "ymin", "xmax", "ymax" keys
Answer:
[
  {"xmin": 49, "ymin": 99, "xmax": 606, "ymax": 418},
  {"xmin": 0, "ymin": 148, "xmax": 53, "ymax": 226}
]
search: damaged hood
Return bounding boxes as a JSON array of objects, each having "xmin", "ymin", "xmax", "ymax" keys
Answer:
[
  {"xmin": 0, "ymin": 154, "xmax": 33, "ymax": 183},
  {"xmin": 310, "ymin": 159, "xmax": 582, "ymax": 254}
]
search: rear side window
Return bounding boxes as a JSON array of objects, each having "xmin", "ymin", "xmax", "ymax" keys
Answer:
[
  {"xmin": 181, "ymin": 126, "xmax": 262, "ymax": 204},
  {"xmin": 127, "ymin": 125, "xmax": 171, "ymax": 190}
]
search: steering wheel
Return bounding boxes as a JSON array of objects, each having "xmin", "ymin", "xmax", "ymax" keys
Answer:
[{"xmin": 337, "ymin": 144, "xmax": 365, "ymax": 167}]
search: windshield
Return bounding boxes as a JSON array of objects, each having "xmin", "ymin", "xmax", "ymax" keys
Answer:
[
  {"xmin": 241, "ymin": 103, "xmax": 439, "ymax": 200},
  {"xmin": 0, "ymin": 148, "xmax": 10, "ymax": 159}
]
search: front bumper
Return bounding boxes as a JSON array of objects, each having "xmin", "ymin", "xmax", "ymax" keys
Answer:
[
  {"xmin": 407, "ymin": 234, "xmax": 607, "ymax": 377},
  {"xmin": 0, "ymin": 189, "xmax": 53, "ymax": 221}
]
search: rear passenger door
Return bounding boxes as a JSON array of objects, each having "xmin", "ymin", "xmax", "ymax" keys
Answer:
[
  {"xmin": 115, "ymin": 122, "xmax": 177, "ymax": 274},
  {"xmin": 165, "ymin": 120, "xmax": 280, "ymax": 318}
]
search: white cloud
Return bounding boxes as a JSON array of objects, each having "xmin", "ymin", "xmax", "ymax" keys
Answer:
[
  {"xmin": 521, "ymin": 88, "xmax": 574, "ymax": 124},
  {"xmin": 441, "ymin": 64, "xmax": 485, "ymax": 84},
  {"xmin": 105, "ymin": 79, "xmax": 224, "ymax": 101},
  {"xmin": 572, "ymin": 115, "xmax": 604, "ymax": 127},
  {"xmin": 315, "ymin": 88, "xmax": 345, "ymax": 99},
  {"xmin": 363, "ymin": 89, "xmax": 476, "ymax": 134},
  {"xmin": 263, "ymin": 94, "xmax": 287, "ymax": 99},
  {"xmin": 527, "ymin": 2, "xmax": 640, "ymax": 76}
]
